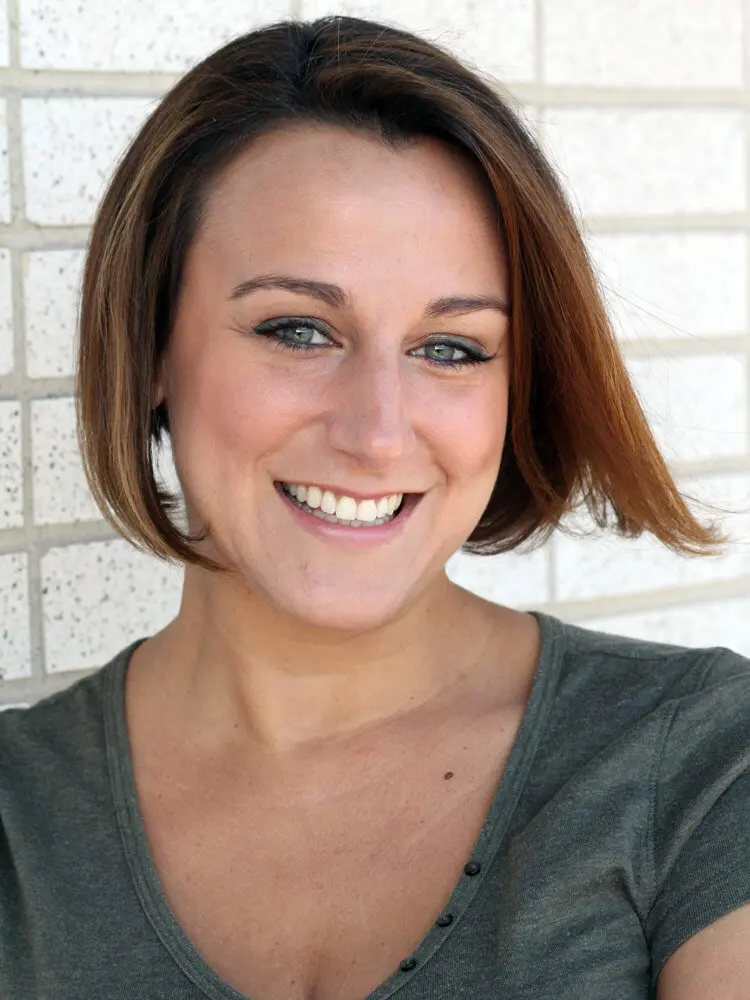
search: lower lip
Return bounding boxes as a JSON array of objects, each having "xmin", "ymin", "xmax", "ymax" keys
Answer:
[{"xmin": 274, "ymin": 482, "xmax": 423, "ymax": 548}]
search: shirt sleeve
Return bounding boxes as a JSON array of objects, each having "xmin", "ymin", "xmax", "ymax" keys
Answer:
[{"xmin": 645, "ymin": 646, "xmax": 750, "ymax": 990}]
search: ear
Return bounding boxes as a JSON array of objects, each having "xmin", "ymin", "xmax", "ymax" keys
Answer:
[{"xmin": 152, "ymin": 360, "xmax": 166, "ymax": 409}]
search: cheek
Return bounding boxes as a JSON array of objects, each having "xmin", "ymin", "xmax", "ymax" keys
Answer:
[
  {"xmin": 195, "ymin": 361, "xmax": 320, "ymax": 455},
  {"xmin": 424, "ymin": 383, "xmax": 508, "ymax": 481}
]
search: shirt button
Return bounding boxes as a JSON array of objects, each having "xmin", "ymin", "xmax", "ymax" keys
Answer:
[
  {"xmin": 464, "ymin": 861, "xmax": 482, "ymax": 876},
  {"xmin": 436, "ymin": 913, "xmax": 453, "ymax": 927},
  {"xmin": 399, "ymin": 957, "xmax": 417, "ymax": 971}
]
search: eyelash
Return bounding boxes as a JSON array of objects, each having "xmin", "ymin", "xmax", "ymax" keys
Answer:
[{"xmin": 246, "ymin": 317, "xmax": 494, "ymax": 369}]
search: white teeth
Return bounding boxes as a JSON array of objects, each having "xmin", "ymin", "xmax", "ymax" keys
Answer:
[
  {"xmin": 335, "ymin": 496, "xmax": 358, "ymax": 520},
  {"xmin": 356, "ymin": 499, "xmax": 378, "ymax": 522},
  {"xmin": 281, "ymin": 482, "xmax": 405, "ymax": 524},
  {"xmin": 321, "ymin": 490, "xmax": 337, "ymax": 515}
]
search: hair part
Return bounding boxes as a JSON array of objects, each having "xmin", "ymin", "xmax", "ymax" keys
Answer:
[{"xmin": 75, "ymin": 14, "xmax": 735, "ymax": 575}]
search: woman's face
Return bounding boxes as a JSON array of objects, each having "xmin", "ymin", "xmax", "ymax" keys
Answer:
[{"xmin": 154, "ymin": 124, "xmax": 511, "ymax": 631}]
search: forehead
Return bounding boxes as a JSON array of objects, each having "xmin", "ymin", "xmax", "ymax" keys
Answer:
[
  {"xmin": 201, "ymin": 124, "xmax": 500, "ymax": 240},
  {"xmin": 189, "ymin": 124, "xmax": 507, "ymax": 300}
]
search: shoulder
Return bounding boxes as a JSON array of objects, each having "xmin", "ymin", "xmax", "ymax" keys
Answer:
[
  {"xmin": 0, "ymin": 638, "xmax": 142, "ymax": 795},
  {"xmin": 546, "ymin": 611, "xmax": 750, "ymax": 704},
  {"xmin": 0, "ymin": 670, "xmax": 105, "ymax": 796}
]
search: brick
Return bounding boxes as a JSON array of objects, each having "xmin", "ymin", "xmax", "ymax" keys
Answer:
[
  {"xmin": 570, "ymin": 597, "xmax": 750, "ymax": 656},
  {"xmin": 0, "ymin": 101, "xmax": 9, "ymax": 223},
  {"xmin": 24, "ymin": 250, "xmax": 84, "ymax": 378},
  {"xmin": 555, "ymin": 472, "xmax": 750, "ymax": 601},
  {"xmin": 22, "ymin": 98, "xmax": 156, "ymax": 225},
  {"xmin": 587, "ymin": 233, "xmax": 747, "ymax": 341},
  {"xmin": 446, "ymin": 544, "xmax": 550, "ymax": 607},
  {"xmin": 627, "ymin": 354, "xmax": 747, "ymax": 463},
  {"xmin": 31, "ymin": 397, "xmax": 101, "ymax": 524},
  {"xmin": 543, "ymin": 0, "xmax": 742, "ymax": 87},
  {"xmin": 301, "ymin": 0, "xmax": 535, "ymax": 82},
  {"xmin": 0, "ymin": 248, "xmax": 12, "ymax": 374},
  {"xmin": 0, "ymin": 0, "xmax": 8, "ymax": 67},
  {"xmin": 0, "ymin": 554, "xmax": 31, "ymax": 680},
  {"xmin": 540, "ymin": 109, "xmax": 746, "ymax": 216},
  {"xmin": 41, "ymin": 540, "xmax": 183, "ymax": 673},
  {"xmin": 0, "ymin": 401, "xmax": 22, "ymax": 529},
  {"xmin": 20, "ymin": 0, "xmax": 290, "ymax": 71}
]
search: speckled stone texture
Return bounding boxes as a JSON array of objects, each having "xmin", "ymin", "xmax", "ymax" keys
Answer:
[
  {"xmin": 24, "ymin": 250, "xmax": 84, "ymax": 378},
  {"xmin": 31, "ymin": 397, "xmax": 102, "ymax": 524},
  {"xmin": 20, "ymin": 0, "xmax": 289, "ymax": 71},
  {"xmin": 41, "ymin": 540, "xmax": 183, "ymax": 673},
  {"xmin": 543, "ymin": 0, "xmax": 742, "ymax": 87},
  {"xmin": 588, "ymin": 233, "xmax": 747, "ymax": 341},
  {"xmin": 0, "ymin": 248, "xmax": 12, "ymax": 374},
  {"xmin": 0, "ymin": 101, "xmax": 9, "ymax": 223},
  {"xmin": 0, "ymin": 553, "xmax": 31, "ymax": 680},
  {"xmin": 541, "ymin": 108, "xmax": 746, "ymax": 217},
  {"xmin": 0, "ymin": 401, "xmax": 22, "ymax": 529}
]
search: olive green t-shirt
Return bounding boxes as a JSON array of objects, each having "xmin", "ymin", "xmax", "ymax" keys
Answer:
[{"xmin": 2, "ymin": 609, "xmax": 750, "ymax": 999}]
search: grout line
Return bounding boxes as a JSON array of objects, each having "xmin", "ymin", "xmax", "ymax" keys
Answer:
[
  {"xmin": 0, "ymin": 225, "xmax": 91, "ymax": 247},
  {"xmin": 0, "ymin": 520, "xmax": 119, "ymax": 557},
  {"xmin": 5, "ymin": 0, "xmax": 44, "ymax": 677},
  {"xmin": 2, "ymin": 68, "xmax": 750, "ymax": 108},
  {"xmin": 3, "ymin": 0, "xmax": 44, "ymax": 679},
  {"xmin": 545, "ymin": 574, "xmax": 750, "ymax": 624}
]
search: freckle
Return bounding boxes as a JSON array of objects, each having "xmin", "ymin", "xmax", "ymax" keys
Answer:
[{"xmin": 444, "ymin": 771, "xmax": 454, "ymax": 780}]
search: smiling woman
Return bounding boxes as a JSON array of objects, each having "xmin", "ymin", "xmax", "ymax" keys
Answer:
[{"xmin": 2, "ymin": 14, "xmax": 750, "ymax": 1000}]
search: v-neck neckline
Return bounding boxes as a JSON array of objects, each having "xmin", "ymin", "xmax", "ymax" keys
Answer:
[{"xmin": 103, "ymin": 608, "xmax": 567, "ymax": 1000}]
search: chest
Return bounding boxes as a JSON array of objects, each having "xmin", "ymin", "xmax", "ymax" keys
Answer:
[{"xmin": 132, "ymin": 715, "xmax": 522, "ymax": 1000}]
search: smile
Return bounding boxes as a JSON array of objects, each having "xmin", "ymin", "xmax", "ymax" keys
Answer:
[{"xmin": 278, "ymin": 481, "xmax": 405, "ymax": 527}]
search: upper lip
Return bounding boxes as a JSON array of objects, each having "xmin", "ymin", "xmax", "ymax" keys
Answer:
[{"xmin": 276, "ymin": 480, "xmax": 421, "ymax": 501}]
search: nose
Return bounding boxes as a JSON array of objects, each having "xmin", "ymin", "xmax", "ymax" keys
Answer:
[{"xmin": 325, "ymin": 350, "xmax": 415, "ymax": 469}]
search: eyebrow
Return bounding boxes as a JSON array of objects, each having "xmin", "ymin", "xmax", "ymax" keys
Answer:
[{"xmin": 227, "ymin": 273, "xmax": 511, "ymax": 319}]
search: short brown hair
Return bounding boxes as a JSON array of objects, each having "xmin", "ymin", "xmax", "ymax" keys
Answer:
[{"xmin": 75, "ymin": 15, "xmax": 733, "ymax": 575}]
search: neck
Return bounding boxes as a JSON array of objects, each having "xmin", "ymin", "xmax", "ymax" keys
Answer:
[{"xmin": 136, "ymin": 568, "xmax": 502, "ymax": 761}]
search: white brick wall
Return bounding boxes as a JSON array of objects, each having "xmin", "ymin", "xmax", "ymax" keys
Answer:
[{"xmin": 1, "ymin": 0, "xmax": 749, "ymax": 707}]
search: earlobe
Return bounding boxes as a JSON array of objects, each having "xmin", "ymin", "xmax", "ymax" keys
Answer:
[{"xmin": 152, "ymin": 367, "xmax": 166, "ymax": 409}]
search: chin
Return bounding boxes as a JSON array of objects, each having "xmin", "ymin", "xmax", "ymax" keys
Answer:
[
  {"xmin": 285, "ymin": 595, "xmax": 407, "ymax": 633},
  {"xmin": 245, "ymin": 575, "xmax": 409, "ymax": 632}
]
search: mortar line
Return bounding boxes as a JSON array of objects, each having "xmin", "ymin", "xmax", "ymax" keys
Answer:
[
  {"xmin": 4, "ymin": 0, "xmax": 44, "ymax": 680},
  {"xmin": 2, "ymin": 68, "xmax": 750, "ymax": 108},
  {"xmin": 8, "ymin": 0, "xmax": 45, "ymax": 678}
]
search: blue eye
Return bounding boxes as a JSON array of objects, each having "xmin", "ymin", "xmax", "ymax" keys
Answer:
[
  {"xmin": 248, "ymin": 317, "xmax": 494, "ymax": 369},
  {"xmin": 411, "ymin": 342, "xmax": 485, "ymax": 367}
]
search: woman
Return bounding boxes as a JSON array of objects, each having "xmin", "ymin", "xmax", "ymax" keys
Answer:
[{"xmin": 1, "ymin": 15, "xmax": 749, "ymax": 1000}]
